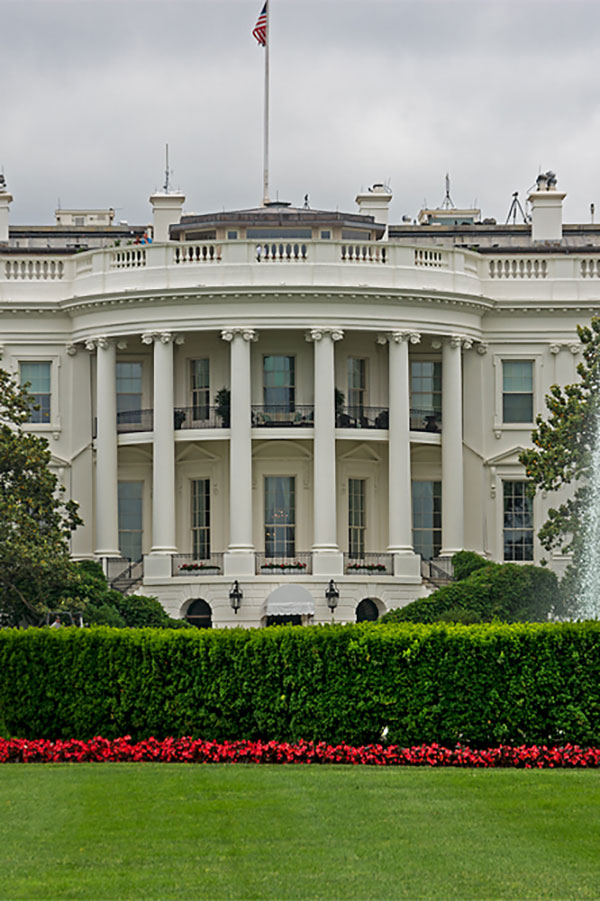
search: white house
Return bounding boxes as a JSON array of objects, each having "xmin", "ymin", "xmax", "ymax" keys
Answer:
[{"xmin": 0, "ymin": 172, "xmax": 589, "ymax": 627}]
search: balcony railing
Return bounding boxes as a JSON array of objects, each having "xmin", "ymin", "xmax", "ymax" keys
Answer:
[
  {"xmin": 255, "ymin": 552, "xmax": 312, "ymax": 575},
  {"xmin": 172, "ymin": 553, "xmax": 224, "ymax": 576},
  {"xmin": 421, "ymin": 557, "xmax": 454, "ymax": 585},
  {"xmin": 251, "ymin": 405, "xmax": 314, "ymax": 427},
  {"xmin": 336, "ymin": 406, "xmax": 389, "ymax": 429},
  {"xmin": 410, "ymin": 408, "xmax": 442, "ymax": 433},
  {"xmin": 344, "ymin": 553, "xmax": 393, "ymax": 575},
  {"xmin": 174, "ymin": 406, "xmax": 225, "ymax": 430},
  {"xmin": 111, "ymin": 405, "xmax": 442, "ymax": 435},
  {"xmin": 116, "ymin": 409, "xmax": 154, "ymax": 432}
]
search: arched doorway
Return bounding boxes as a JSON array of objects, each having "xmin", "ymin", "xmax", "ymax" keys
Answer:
[
  {"xmin": 356, "ymin": 598, "xmax": 379, "ymax": 622},
  {"xmin": 185, "ymin": 598, "xmax": 212, "ymax": 629}
]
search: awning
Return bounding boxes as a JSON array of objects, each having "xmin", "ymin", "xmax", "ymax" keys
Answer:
[{"xmin": 265, "ymin": 584, "xmax": 315, "ymax": 617}]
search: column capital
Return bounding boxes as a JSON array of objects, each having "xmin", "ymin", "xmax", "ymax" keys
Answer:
[
  {"xmin": 141, "ymin": 330, "xmax": 179, "ymax": 345},
  {"xmin": 378, "ymin": 330, "xmax": 420, "ymax": 345},
  {"xmin": 85, "ymin": 336, "xmax": 111, "ymax": 352},
  {"xmin": 476, "ymin": 341, "xmax": 489, "ymax": 355},
  {"xmin": 221, "ymin": 327, "xmax": 258, "ymax": 342},
  {"xmin": 447, "ymin": 334, "xmax": 473, "ymax": 350},
  {"xmin": 305, "ymin": 327, "xmax": 344, "ymax": 342},
  {"xmin": 65, "ymin": 343, "xmax": 78, "ymax": 356}
]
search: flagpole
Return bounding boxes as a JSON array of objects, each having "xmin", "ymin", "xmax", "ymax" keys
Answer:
[{"xmin": 263, "ymin": 1, "xmax": 270, "ymax": 206}]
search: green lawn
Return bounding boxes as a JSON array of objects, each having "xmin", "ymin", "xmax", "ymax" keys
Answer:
[{"xmin": 0, "ymin": 765, "xmax": 599, "ymax": 900}]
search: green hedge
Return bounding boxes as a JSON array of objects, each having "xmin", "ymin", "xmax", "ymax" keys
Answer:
[
  {"xmin": 1, "ymin": 623, "xmax": 599, "ymax": 746},
  {"xmin": 381, "ymin": 563, "xmax": 559, "ymax": 624}
]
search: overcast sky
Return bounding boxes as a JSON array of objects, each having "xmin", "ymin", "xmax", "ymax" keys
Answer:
[{"xmin": 2, "ymin": 0, "xmax": 599, "ymax": 226}]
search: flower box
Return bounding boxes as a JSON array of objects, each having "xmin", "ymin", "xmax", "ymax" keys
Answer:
[
  {"xmin": 347, "ymin": 563, "xmax": 387, "ymax": 574},
  {"xmin": 179, "ymin": 563, "xmax": 221, "ymax": 573},
  {"xmin": 260, "ymin": 562, "xmax": 307, "ymax": 573}
]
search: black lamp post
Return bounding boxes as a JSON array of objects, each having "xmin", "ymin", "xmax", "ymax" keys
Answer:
[
  {"xmin": 229, "ymin": 580, "xmax": 243, "ymax": 614},
  {"xmin": 325, "ymin": 579, "xmax": 339, "ymax": 622}
]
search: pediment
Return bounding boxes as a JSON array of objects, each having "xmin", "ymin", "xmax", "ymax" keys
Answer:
[
  {"xmin": 485, "ymin": 445, "xmax": 529, "ymax": 467},
  {"xmin": 339, "ymin": 443, "xmax": 381, "ymax": 463},
  {"xmin": 252, "ymin": 440, "xmax": 312, "ymax": 460}
]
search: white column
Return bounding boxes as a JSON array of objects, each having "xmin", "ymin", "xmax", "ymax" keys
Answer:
[
  {"xmin": 385, "ymin": 331, "xmax": 421, "ymax": 579},
  {"xmin": 223, "ymin": 328, "xmax": 256, "ymax": 576},
  {"xmin": 440, "ymin": 335, "xmax": 466, "ymax": 556},
  {"xmin": 308, "ymin": 328, "xmax": 343, "ymax": 575},
  {"xmin": 90, "ymin": 337, "xmax": 120, "ymax": 557},
  {"xmin": 144, "ymin": 331, "xmax": 177, "ymax": 556}
]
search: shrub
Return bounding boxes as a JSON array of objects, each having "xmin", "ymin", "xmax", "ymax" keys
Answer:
[
  {"xmin": 381, "ymin": 562, "xmax": 559, "ymax": 624},
  {"xmin": 1, "ymin": 622, "xmax": 599, "ymax": 747},
  {"xmin": 53, "ymin": 561, "xmax": 187, "ymax": 629},
  {"xmin": 452, "ymin": 550, "xmax": 489, "ymax": 581}
]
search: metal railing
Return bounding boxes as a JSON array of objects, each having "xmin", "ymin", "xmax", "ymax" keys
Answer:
[
  {"xmin": 344, "ymin": 553, "xmax": 393, "ymax": 575},
  {"xmin": 172, "ymin": 553, "xmax": 225, "ymax": 576},
  {"xmin": 174, "ymin": 406, "xmax": 225, "ymax": 430},
  {"xmin": 336, "ymin": 406, "xmax": 389, "ymax": 429},
  {"xmin": 421, "ymin": 557, "xmax": 454, "ymax": 585},
  {"xmin": 107, "ymin": 404, "xmax": 443, "ymax": 436},
  {"xmin": 116, "ymin": 409, "xmax": 154, "ymax": 433},
  {"xmin": 255, "ymin": 552, "xmax": 312, "ymax": 575},
  {"xmin": 410, "ymin": 408, "xmax": 442, "ymax": 433},
  {"xmin": 251, "ymin": 405, "xmax": 314, "ymax": 427}
]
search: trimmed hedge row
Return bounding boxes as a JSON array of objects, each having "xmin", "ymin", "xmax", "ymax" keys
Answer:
[{"xmin": 1, "ymin": 623, "xmax": 600, "ymax": 746}]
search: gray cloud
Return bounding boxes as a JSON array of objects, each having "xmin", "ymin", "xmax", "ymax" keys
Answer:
[{"xmin": 2, "ymin": 0, "xmax": 600, "ymax": 225}]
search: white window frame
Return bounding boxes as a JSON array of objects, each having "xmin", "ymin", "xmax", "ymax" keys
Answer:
[
  {"xmin": 493, "ymin": 466, "xmax": 541, "ymax": 564},
  {"xmin": 16, "ymin": 353, "xmax": 62, "ymax": 435},
  {"xmin": 493, "ymin": 352, "xmax": 543, "ymax": 435}
]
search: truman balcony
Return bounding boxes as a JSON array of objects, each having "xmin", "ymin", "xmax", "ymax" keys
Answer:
[{"xmin": 111, "ymin": 405, "xmax": 442, "ymax": 435}]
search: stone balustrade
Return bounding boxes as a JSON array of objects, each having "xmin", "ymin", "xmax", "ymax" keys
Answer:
[{"xmin": 3, "ymin": 240, "xmax": 600, "ymax": 307}]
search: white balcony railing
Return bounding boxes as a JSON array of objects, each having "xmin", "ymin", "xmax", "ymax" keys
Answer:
[{"xmin": 4, "ymin": 240, "xmax": 600, "ymax": 307}]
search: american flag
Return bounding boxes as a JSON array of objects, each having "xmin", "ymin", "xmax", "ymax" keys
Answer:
[{"xmin": 253, "ymin": 2, "xmax": 267, "ymax": 46}]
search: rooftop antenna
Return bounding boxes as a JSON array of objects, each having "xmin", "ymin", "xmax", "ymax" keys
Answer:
[
  {"xmin": 505, "ymin": 191, "xmax": 528, "ymax": 225},
  {"xmin": 441, "ymin": 173, "xmax": 455, "ymax": 210},
  {"xmin": 163, "ymin": 143, "xmax": 172, "ymax": 193}
]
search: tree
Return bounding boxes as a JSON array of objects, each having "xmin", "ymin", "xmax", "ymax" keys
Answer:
[
  {"xmin": 519, "ymin": 319, "xmax": 600, "ymax": 558},
  {"xmin": 0, "ymin": 368, "xmax": 81, "ymax": 625}
]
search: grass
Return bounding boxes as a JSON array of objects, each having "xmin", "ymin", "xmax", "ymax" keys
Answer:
[{"xmin": 0, "ymin": 765, "xmax": 599, "ymax": 900}]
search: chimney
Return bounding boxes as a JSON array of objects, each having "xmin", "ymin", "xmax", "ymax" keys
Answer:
[
  {"xmin": 528, "ymin": 170, "xmax": 566, "ymax": 242},
  {"xmin": 149, "ymin": 190, "xmax": 185, "ymax": 243},
  {"xmin": 0, "ymin": 174, "xmax": 13, "ymax": 244},
  {"xmin": 355, "ymin": 184, "xmax": 393, "ymax": 238}
]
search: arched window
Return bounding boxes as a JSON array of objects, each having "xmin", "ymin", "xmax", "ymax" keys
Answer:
[
  {"xmin": 356, "ymin": 598, "xmax": 379, "ymax": 622},
  {"xmin": 186, "ymin": 598, "xmax": 212, "ymax": 629}
]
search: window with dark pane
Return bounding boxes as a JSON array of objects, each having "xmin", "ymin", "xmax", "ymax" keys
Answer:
[
  {"xmin": 186, "ymin": 598, "xmax": 212, "ymax": 629},
  {"xmin": 410, "ymin": 361, "xmax": 442, "ymax": 418},
  {"xmin": 20, "ymin": 361, "xmax": 51, "ymax": 423},
  {"xmin": 502, "ymin": 360, "xmax": 533, "ymax": 423},
  {"xmin": 263, "ymin": 356, "xmax": 295, "ymax": 411},
  {"xmin": 191, "ymin": 359, "xmax": 210, "ymax": 421},
  {"xmin": 192, "ymin": 478, "xmax": 211, "ymax": 559},
  {"xmin": 503, "ymin": 481, "xmax": 533, "ymax": 561},
  {"xmin": 348, "ymin": 478, "xmax": 366, "ymax": 558},
  {"xmin": 116, "ymin": 362, "xmax": 142, "ymax": 425},
  {"xmin": 264, "ymin": 476, "xmax": 295, "ymax": 557},
  {"xmin": 118, "ymin": 481, "xmax": 143, "ymax": 562},
  {"xmin": 411, "ymin": 481, "xmax": 442, "ymax": 560},
  {"xmin": 347, "ymin": 358, "xmax": 366, "ymax": 418},
  {"xmin": 356, "ymin": 598, "xmax": 379, "ymax": 622}
]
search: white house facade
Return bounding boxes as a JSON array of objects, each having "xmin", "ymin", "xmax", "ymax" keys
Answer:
[{"xmin": 0, "ymin": 172, "xmax": 591, "ymax": 627}]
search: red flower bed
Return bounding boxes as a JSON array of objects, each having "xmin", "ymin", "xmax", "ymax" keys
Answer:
[{"xmin": 1, "ymin": 737, "xmax": 600, "ymax": 767}]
